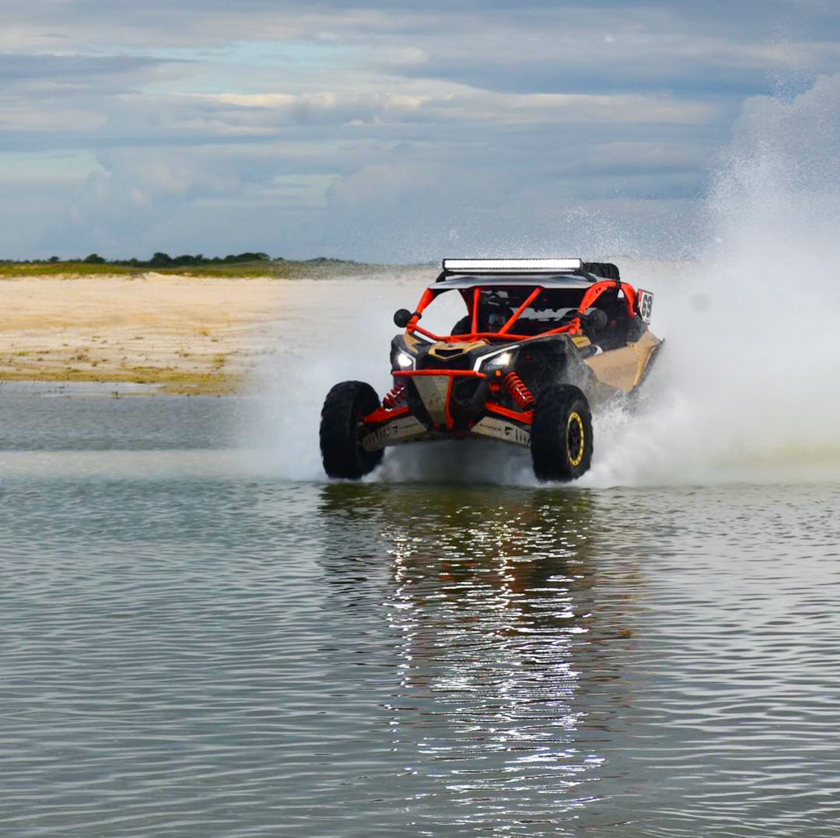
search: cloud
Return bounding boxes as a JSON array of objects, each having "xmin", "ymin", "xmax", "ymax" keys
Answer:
[
  {"xmin": 0, "ymin": 53, "xmax": 186, "ymax": 95},
  {"xmin": 1, "ymin": 0, "xmax": 839, "ymax": 258},
  {"xmin": 388, "ymin": 41, "xmax": 840, "ymax": 97}
]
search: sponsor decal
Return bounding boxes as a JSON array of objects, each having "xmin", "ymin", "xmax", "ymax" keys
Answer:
[
  {"xmin": 471, "ymin": 416, "xmax": 531, "ymax": 447},
  {"xmin": 361, "ymin": 416, "xmax": 428, "ymax": 451}
]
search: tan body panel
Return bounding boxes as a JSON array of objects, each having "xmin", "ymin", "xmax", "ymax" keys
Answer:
[
  {"xmin": 427, "ymin": 339, "xmax": 487, "ymax": 360},
  {"xmin": 413, "ymin": 376, "xmax": 452, "ymax": 425},
  {"xmin": 584, "ymin": 330, "xmax": 662, "ymax": 393}
]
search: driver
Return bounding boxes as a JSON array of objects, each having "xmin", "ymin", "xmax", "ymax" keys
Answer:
[
  {"xmin": 484, "ymin": 299, "xmax": 513, "ymax": 332},
  {"xmin": 451, "ymin": 294, "xmax": 513, "ymax": 336}
]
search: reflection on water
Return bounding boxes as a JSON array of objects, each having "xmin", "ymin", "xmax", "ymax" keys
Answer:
[
  {"xmin": 315, "ymin": 483, "xmax": 840, "ymax": 836},
  {"xmin": 316, "ymin": 486, "xmax": 645, "ymax": 833},
  {"xmin": 2, "ymin": 394, "xmax": 840, "ymax": 836}
]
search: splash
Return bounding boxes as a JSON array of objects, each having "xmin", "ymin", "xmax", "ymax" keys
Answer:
[
  {"xmin": 586, "ymin": 74, "xmax": 840, "ymax": 486},
  {"xmin": 243, "ymin": 272, "xmax": 427, "ymax": 481}
]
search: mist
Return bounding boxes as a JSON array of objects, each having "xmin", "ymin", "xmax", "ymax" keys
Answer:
[{"xmin": 586, "ymin": 73, "xmax": 840, "ymax": 486}]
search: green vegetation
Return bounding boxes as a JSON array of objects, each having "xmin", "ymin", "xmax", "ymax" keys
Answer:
[
  {"xmin": 0, "ymin": 261, "xmax": 136, "ymax": 276},
  {"xmin": 0, "ymin": 253, "xmax": 399, "ymax": 278}
]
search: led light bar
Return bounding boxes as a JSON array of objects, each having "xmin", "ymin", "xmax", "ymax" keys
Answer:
[{"xmin": 443, "ymin": 258, "xmax": 583, "ymax": 274}]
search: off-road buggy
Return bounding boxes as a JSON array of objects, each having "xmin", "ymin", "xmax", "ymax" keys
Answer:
[{"xmin": 320, "ymin": 258, "xmax": 662, "ymax": 482}]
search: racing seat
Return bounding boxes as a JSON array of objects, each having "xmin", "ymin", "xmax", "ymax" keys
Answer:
[
  {"xmin": 450, "ymin": 305, "xmax": 514, "ymax": 336},
  {"xmin": 584, "ymin": 291, "xmax": 639, "ymax": 349},
  {"xmin": 451, "ymin": 315, "xmax": 471, "ymax": 336}
]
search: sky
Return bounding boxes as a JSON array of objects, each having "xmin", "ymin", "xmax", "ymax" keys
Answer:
[{"xmin": 2, "ymin": 0, "xmax": 839, "ymax": 262}]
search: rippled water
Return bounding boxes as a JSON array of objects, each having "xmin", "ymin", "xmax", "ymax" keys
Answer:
[{"xmin": 2, "ymin": 389, "xmax": 840, "ymax": 836}]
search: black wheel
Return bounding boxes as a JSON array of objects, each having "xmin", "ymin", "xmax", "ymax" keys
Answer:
[
  {"xmin": 531, "ymin": 384, "xmax": 593, "ymax": 481},
  {"xmin": 320, "ymin": 381, "xmax": 384, "ymax": 479}
]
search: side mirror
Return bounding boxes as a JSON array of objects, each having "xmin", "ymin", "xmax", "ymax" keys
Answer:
[
  {"xmin": 582, "ymin": 308, "xmax": 608, "ymax": 331},
  {"xmin": 394, "ymin": 308, "xmax": 413, "ymax": 328}
]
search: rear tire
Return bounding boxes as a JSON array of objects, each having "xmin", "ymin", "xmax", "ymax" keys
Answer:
[
  {"xmin": 320, "ymin": 381, "xmax": 384, "ymax": 479},
  {"xmin": 531, "ymin": 384, "xmax": 593, "ymax": 481}
]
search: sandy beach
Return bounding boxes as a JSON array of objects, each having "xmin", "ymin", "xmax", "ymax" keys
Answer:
[
  {"xmin": 0, "ymin": 273, "xmax": 291, "ymax": 393},
  {"xmin": 0, "ymin": 262, "xmax": 680, "ymax": 394}
]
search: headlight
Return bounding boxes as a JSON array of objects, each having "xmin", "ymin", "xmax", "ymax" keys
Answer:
[
  {"xmin": 476, "ymin": 349, "xmax": 515, "ymax": 372},
  {"xmin": 395, "ymin": 351, "xmax": 414, "ymax": 369}
]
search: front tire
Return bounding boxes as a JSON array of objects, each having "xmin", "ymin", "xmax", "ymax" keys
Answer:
[
  {"xmin": 320, "ymin": 381, "xmax": 384, "ymax": 479},
  {"xmin": 531, "ymin": 384, "xmax": 593, "ymax": 481}
]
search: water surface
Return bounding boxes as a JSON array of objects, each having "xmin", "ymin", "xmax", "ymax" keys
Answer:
[{"xmin": 1, "ymin": 392, "xmax": 839, "ymax": 836}]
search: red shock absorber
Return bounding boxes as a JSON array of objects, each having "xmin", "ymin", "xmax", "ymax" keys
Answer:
[
  {"xmin": 383, "ymin": 380, "xmax": 407, "ymax": 408},
  {"xmin": 503, "ymin": 371, "xmax": 535, "ymax": 409}
]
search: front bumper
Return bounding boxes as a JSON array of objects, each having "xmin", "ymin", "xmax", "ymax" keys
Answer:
[{"xmin": 360, "ymin": 369, "xmax": 533, "ymax": 453}]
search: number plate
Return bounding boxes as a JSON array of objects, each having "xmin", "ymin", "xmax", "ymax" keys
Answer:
[{"xmin": 637, "ymin": 289, "xmax": 654, "ymax": 323}]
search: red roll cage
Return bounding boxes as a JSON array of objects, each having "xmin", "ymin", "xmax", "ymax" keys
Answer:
[{"xmin": 405, "ymin": 279, "xmax": 639, "ymax": 343}]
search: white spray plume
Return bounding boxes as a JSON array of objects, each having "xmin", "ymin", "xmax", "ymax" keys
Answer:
[{"xmin": 586, "ymin": 74, "xmax": 840, "ymax": 486}]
